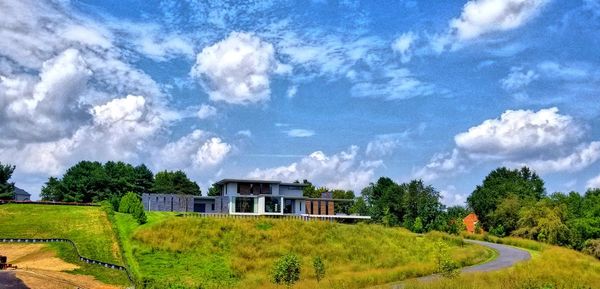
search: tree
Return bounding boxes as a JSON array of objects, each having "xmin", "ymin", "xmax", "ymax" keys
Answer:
[
  {"xmin": 207, "ymin": 183, "xmax": 221, "ymax": 196},
  {"xmin": 152, "ymin": 170, "xmax": 201, "ymax": 195},
  {"xmin": 272, "ymin": 254, "xmax": 301, "ymax": 288},
  {"xmin": 312, "ymin": 256, "xmax": 325, "ymax": 283},
  {"xmin": 487, "ymin": 195, "xmax": 523, "ymax": 233},
  {"xmin": 134, "ymin": 164, "xmax": 154, "ymax": 194},
  {"xmin": 41, "ymin": 177, "xmax": 63, "ymax": 201},
  {"xmin": 412, "ymin": 216, "xmax": 424, "ymax": 233},
  {"xmin": 350, "ymin": 196, "xmax": 369, "ymax": 216},
  {"xmin": 119, "ymin": 192, "xmax": 147, "ymax": 224},
  {"xmin": 513, "ymin": 199, "xmax": 571, "ymax": 246},
  {"xmin": 332, "ymin": 189, "xmax": 355, "ymax": 214},
  {"xmin": 0, "ymin": 162, "xmax": 16, "ymax": 200},
  {"xmin": 468, "ymin": 167, "xmax": 545, "ymax": 231},
  {"xmin": 434, "ymin": 241, "xmax": 459, "ymax": 278}
]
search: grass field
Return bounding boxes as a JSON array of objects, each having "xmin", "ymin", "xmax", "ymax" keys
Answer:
[
  {"xmin": 0, "ymin": 204, "xmax": 130, "ymax": 286},
  {"xmin": 114, "ymin": 212, "xmax": 492, "ymax": 289},
  {"xmin": 403, "ymin": 240, "xmax": 600, "ymax": 289}
]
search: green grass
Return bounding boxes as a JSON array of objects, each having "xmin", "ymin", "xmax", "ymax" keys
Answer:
[
  {"xmin": 114, "ymin": 213, "xmax": 492, "ymax": 289},
  {"xmin": 0, "ymin": 204, "xmax": 129, "ymax": 286},
  {"xmin": 403, "ymin": 239, "xmax": 600, "ymax": 289}
]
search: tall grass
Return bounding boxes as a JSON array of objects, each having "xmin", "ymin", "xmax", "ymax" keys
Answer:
[{"xmin": 119, "ymin": 214, "xmax": 492, "ymax": 289}]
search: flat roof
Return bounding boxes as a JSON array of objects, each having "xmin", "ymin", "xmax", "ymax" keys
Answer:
[{"xmin": 215, "ymin": 179, "xmax": 309, "ymax": 186}]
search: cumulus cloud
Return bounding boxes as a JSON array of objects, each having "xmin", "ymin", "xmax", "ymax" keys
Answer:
[
  {"xmin": 392, "ymin": 32, "xmax": 417, "ymax": 63},
  {"xmin": 417, "ymin": 107, "xmax": 599, "ymax": 180},
  {"xmin": 500, "ymin": 67, "xmax": 539, "ymax": 91},
  {"xmin": 286, "ymin": 85, "xmax": 298, "ymax": 98},
  {"xmin": 0, "ymin": 95, "xmax": 163, "ymax": 175},
  {"xmin": 454, "ymin": 107, "xmax": 584, "ymax": 158},
  {"xmin": 1, "ymin": 49, "xmax": 92, "ymax": 142},
  {"xmin": 191, "ymin": 32, "xmax": 285, "ymax": 105},
  {"xmin": 247, "ymin": 146, "xmax": 380, "ymax": 192},
  {"xmin": 450, "ymin": 0, "xmax": 549, "ymax": 40},
  {"xmin": 366, "ymin": 134, "xmax": 404, "ymax": 158},
  {"xmin": 156, "ymin": 130, "xmax": 232, "ymax": 170},
  {"xmin": 285, "ymin": 129, "xmax": 315, "ymax": 138},
  {"xmin": 587, "ymin": 174, "xmax": 600, "ymax": 189},
  {"xmin": 196, "ymin": 104, "xmax": 217, "ymax": 119}
]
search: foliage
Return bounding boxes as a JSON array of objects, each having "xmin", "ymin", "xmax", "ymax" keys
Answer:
[
  {"xmin": 41, "ymin": 160, "xmax": 154, "ymax": 202},
  {"xmin": 0, "ymin": 204, "xmax": 129, "ymax": 285},
  {"xmin": 272, "ymin": 254, "xmax": 301, "ymax": 288},
  {"xmin": 412, "ymin": 217, "xmax": 424, "ymax": 233},
  {"xmin": 312, "ymin": 256, "xmax": 325, "ymax": 283},
  {"xmin": 434, "ymin": 241, "xmax": 460, "ymax": 278},
  {"xmin": 0, "ymin": 162, "xmax": 16, "ymax": 200},
  {"xmin": 152, "ymin": 170, "xmax": 201, "ymax": 195},
  {"xmin": 468, "ymin": 167, "xmax": 545, "ymax": 231},
  {"xmin": 119, "ymin": 192, "xmax": 147, "ymax": 224},
  {"xmin": 581, "ymin": 239, "xmax": 600, "ymax": 259},
  {"xmin": 208, "ymin": 183, "xmax": 222, "ymax": 196},
  {"xmin": 349, "ymin": 196, "xmax": 369, "ymax": 216},
  {"xmin": 331, "ymin": 189, "xmax": 355, "ymax": 214},
  {"xmin": 513, "ymin": 199, "xmax": 572, "ymax": 246}
]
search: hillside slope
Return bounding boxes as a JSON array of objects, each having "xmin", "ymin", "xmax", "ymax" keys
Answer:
[
  {"xmin": 0, "ymin": 204, "xmax": 130, "ymax": 286},
  {"xmin": 115, "ymin": 213, "xmax": 492, "ymax": 289}
]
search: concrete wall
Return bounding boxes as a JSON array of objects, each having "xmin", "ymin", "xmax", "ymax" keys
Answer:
[
  {"xmin": 142, "ymin": 193, "xmax": 194, "ymax": 212},
  {"xmin": 225, "ymin": 183, "xmax": 237, "ymax": 196},
  {"xmin": 279, "ymin": 185, "xmax": 302, "ymax": 197}
]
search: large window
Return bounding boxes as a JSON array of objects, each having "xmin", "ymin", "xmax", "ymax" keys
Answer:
[
  {"xmin": 264, "ymin": 197, "xmax": 281, "ymax": 213},
  {"xmin": 235, "ymin": 197, "xmax": 255, "ymax": 213},
  {"xmin": 238, "ymin": 183, "xmax": 271, "ymax": 195},
  {"xmin": 284, "ymin": 199, "xmax": 294, "ymax": 214}
]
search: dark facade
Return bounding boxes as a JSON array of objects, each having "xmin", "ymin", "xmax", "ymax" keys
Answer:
[{"xmin": 142, "ymin": 193, "xmax": 224, "ymax": 213}]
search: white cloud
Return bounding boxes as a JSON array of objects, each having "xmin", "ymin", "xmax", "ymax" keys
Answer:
[
  {"xmin": 439, "ymin": 185, "xmax": 468, "ymax": 206},
  {"xmin": 392, "ymin": 32, "xmax": 417, "ymax": 63},
  {"xmin": 286, "ymin": 129, "xmax": 315, "ymax": 138},
  {"xmin": 417, "ymin": 107, "xmax": 600, "ymax": 181},
  {"xmin": 537, "ymin": 61, "xmax": 591, "ymax": 80},
  {"xmin": 455, "ymin": 107, "xmax": 584, "ymax": 158},
  {"xmin": 247, "ymin": 146, "xmax": 380, "ymax": 192},
  {"xmin": 500, "ymin": 67, "xmax": 539, "ymax": 90},
  {"xmin": 366, "ymin": 134, "xmax": 404, "ymax": 158},
  {"xmin": 587, "ymin": 174, "xmax": 600, "ymax": 189},
  {"xmin": 450, "ymin": 0, "xmax": 549, "ymax": 40},
  {"xmin": 191, "ymin": 32, "xmax": 283, "ymax": 105},
  {"xmin": 1, "ymin": 49, "xmax": 92, "ymax": 143},
  {"xmin": 236, "ymin": 130, "xmax": 252, "ymax": 137},
  {"xmin": 350, "ymin": 66, "xmax": 436, "ymax": 100},
  {"xmin": 156, "ymin": 130, "xmax": 232, "ymax": 170},
  {"xmin": 286, "ymin": 85, "xmax": 298, "ymax": 98},
  {"xmin": 196, "ymin": 104, "xmax": 217, "ymax": 119},
  {"xmin": 134, "ymin": 33, "xmax": 194, "ymax": 61}
]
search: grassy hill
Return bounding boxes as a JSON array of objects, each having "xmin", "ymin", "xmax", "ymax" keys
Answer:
[
  {"xmin": 114, "ymin": 212, "xmax": 492, "ymax": 289},
  {"xmin": 0, "ymin": 204, "xmax": 130, "ymax": 286}
]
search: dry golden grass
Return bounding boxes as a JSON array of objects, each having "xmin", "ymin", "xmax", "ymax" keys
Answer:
[
  {"xmin": 0, "ymin": 244, "xmax": 79, "ymax": 271},
  {"xmin": 124, "ymin": 215, "xmax": 491, "ymax": 289}
]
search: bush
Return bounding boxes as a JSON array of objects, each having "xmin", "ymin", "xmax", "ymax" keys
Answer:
[
  {"xmin": 272, "ymin": 253, "xmax": 301, "ymax": 288},
  {"xmin": 490, "ymin": 224, "xmax": 506, "ymax": 237},
  {"xmin": 434, "ymin": 241, "xmax": 460, "ymax": 278},
  {"xmin": 312, "ymin": 256, "xmax": 325, "ymax": 283},
  {"xmin": 413, "ymin": 217, "xmax": 424, "ymax": 233},
  {"xmin": 582, "ymin": 239, "xmax": 600, "ymax": 259},
  {"xmin": 119, "ymin": 192, "xmax": 147, "ymax": 224}
]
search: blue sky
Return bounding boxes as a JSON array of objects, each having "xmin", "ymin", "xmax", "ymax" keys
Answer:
[{"xmin": 1, "ymin": 0, "xmax": 599, "ymax": 204}]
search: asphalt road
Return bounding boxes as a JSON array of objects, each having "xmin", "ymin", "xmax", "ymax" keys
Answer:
[{"xmin": 0, "ymin": 271, "xmax": 29, "ymax": 289}]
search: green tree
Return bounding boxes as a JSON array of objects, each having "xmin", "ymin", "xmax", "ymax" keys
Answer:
[
  {"xmin": 312, "ymin": 256, "xmax": 325, "ymax": 283},
  {"xmin": 434, "ymin": 241, "xmax": 460, "ymax": 278},
  {"xmin": 350, "ymin": 196, "xmax": 369, "ymax": 216},
  {"xmin": 207, "ymin": 183, "xmax": 221, "ymax": 196},
  {"xmin": 271, "ymin": 254, "xmax": 301, "ymax": 288},
  {"xmin": 487, "ymin": 195, "xmax": 524, "ymax": 233},
  {"xmin": 152, "ymin": 170, "xmax": 201, "ymax": 195},
  {"xmin": 513, "ymin": 199, "xmax": 572, "ymax": 246},
  {"xmin": 0, "ymin": 162, "xmax": 16, "ymax": 200},
  {"xmin": 119, "ymin": 192, "xmax": 147, "ymax": 224},
  {"xmin": 134, "ymin": 164, "xmax": 154, "ymax": 194},
  {"xmin": 332, "ymin": 189, "xmax": 355, "ymax": 214},
  {"xmin": 412, "ymin": 216, "xmax": 424, "ymax": 233},
  {"xmin": 467, "ymin": 167, "xmax": 545, "ymax": 231},
  {"xmin": 41, "ymin": 177, "xmax": 63, "ymax": 201}
]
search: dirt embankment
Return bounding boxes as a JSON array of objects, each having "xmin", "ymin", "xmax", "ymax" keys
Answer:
[{"xmin": 0, "ymin": 244, "xmax": 121, "ymax": 289}]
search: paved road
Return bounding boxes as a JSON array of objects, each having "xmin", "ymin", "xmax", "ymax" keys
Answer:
[
  {"xmin": 0, "ymin": 271, "xmax": 29, "ymax": 289},
  {"xmin": 386, "ymin": 239, "xmax": 531, "ymax": 288}
]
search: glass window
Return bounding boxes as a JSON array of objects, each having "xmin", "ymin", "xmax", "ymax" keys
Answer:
[
  {"xmin": 264, "ymin": 197, "xmax": 281, "ymax": 213},
  {"xmin": 235, "ymin": 197, "xmax": 255, "ymax": 213},
  {"xmin": 238, "ymin": 183, "xmax": 251, "ymax": 195},
  {"xmin": 284, "ymin": 199, "xmax": 294, "ymax": 214}
]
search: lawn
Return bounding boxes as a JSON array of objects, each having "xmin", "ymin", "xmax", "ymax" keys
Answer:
[
  {"xmin": 114, "ymin": 212, "xmax": 492, "ymax": 289},
  {"xmin": 0, "ymin": 204, "xmax": 130, "ymax": 286}
]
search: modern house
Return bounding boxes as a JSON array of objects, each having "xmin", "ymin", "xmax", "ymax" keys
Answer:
[{"xmin": 142, "ymin": 179, "xmax": 370, "ymax": 219}]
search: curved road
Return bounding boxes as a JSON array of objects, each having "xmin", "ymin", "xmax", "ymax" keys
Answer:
[{"xmin": 386, "ymin": 239, "xmax": 531, "ymax": 288}]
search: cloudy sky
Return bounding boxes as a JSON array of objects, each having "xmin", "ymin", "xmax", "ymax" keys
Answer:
[{"xmin": 1, "ymin": 0, "xmax": 599, "ymax": 204}]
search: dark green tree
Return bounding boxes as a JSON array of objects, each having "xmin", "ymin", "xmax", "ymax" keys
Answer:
[
  {"xmin": 331, "ymin": 189, "xmax": 355, "ymax": 214},
  {"xmin": 0, "ymin": 162, "xmax": 16, "ymax": 200},
  {"xmin": 152, "ymin": 170, "xmax": 201, "ymax": 195},
  {"xmin": 467, "ymin": 166, "xmax": 545, "ymax": 231},
  {"xmin": 134, "ymin": 164, "xmax": 154, "ymax": 194},
  {"xmin": 119, "ymin": 191, "xmax": 147, "ymax": 224},
  {"xmin": 207, "ymin": 183, "xmax": 222, "ymax": 196}
]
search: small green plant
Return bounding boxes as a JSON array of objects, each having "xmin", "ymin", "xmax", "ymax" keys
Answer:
[
  {"xmin": 119, "ymin": 192, "xmax": 147, "ymax": 224},
  {"xmin": 434, "ymin": 241, "xmax": 460, "ymax": 278},
  {"xmin": 312, "ymin": 255, "xmax": 325, "ymax": 283},
  {"xmin": 474, "ymin": 222, "xmax": 483, "ymax": 234},
  {"xmin": 272, "ymin": 253, "xmax": 301, "ymax": 288},
  {"xmin": 490, "ymin": 224, "xmax": 506, "ymax": 237},
  {"xmin": 413, "ymin": 217, "xmax": 424, "ymax": 233}
]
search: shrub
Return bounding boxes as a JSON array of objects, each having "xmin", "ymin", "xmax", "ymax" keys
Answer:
[
  {"xmin": 119, "ymin": 192, "xmax": 147, "ymax": 224},
  {"xmin": 413, "ymin": 217, "xmax": 424, "ymax": 233},
  {"xmin": 434, "ymin": 241, "xmax": 460, "ymax": 278},
  {"xmin": 272, "ymin": 253, "xmax": 301, "ymax": 288},
  {"xmin": 582, "ymin": 239, "xmax": 600, "ymax": 259},
  {"xmin": 490, "ymin": 224, "xmax": 506, "ymax": 237},
  {"xmin": 312, "ymin": 256, "xmax": 325, "ymax": 283}
]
